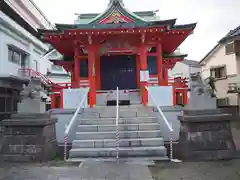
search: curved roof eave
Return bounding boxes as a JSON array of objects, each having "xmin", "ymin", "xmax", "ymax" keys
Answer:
[
  {"xmin": 42, "ymin": 21, "xmax": 196, "ymax": 32},
  {"xmin": 163, "ymin": 53, "xmax": 188, "ymax": 58},
  {"xmin": 170, "ymin": 23, "xmax": 197, "ymax": 31}
]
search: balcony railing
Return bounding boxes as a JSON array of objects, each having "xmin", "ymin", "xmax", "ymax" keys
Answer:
[{"xmin": 18, "ymin": 68, "xmax": 53, "ymax": 86}]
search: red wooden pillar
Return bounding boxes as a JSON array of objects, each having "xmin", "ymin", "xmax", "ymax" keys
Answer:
[
  {"xmin": 173, "ymin": 87, "xmax": 177, "ymax": 106},
  {"xmin": 139, "ymin": 44, "xmax": 148, "ymax": 106},
  {"xmin": 164, "ymin": 67, "xmax": 169, "ymax": 84},
  {"xmin": 60, "ymin": 90, "xmax": 63, "ymax": 108},
  {"xmin": 70, "ymin": 71, "xmax": 74, "ymax": 88},
  {"xmin": 184, "ymin": 90, "xmax": 188, "ymax": 105},
  {"xmin": 74, "ymin": 42, "xmax": 80, "ymax": 88},
  {"xmin": 50, "ymin": 94, "xmax": 55, "ymax": 109},
  {"xmin": 95, "ymin": 54, "xmax": 101, "ymax": 90},
  {"xmin": 88, "ymin": 45, "xmax": 96, "ymax": 108},
  {"xmin": 156, "ymin": 44, "xmax": 163, "ymax": 85}
]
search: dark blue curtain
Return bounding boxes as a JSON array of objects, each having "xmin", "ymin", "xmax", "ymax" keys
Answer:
[
  {"xmin": 80, "ymin": 60, "xmax": 88, "ymax": 77},
  {"xmin": 147, "ymin": 56, "xmax": 157, "ymax": 75}
]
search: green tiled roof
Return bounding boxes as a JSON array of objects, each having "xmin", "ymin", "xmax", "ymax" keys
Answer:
[
  {"xmin": 38, "ymin": 0, "xmax": 196, "ymax": 41},
  {"xmin": 89, "ymin": 0, "xmax": 146, "ymax": 24}
]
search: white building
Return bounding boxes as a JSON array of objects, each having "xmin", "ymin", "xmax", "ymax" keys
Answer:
[
  {"xmin": 169, "ymin": 59, "xmax": 201, "ymax": 79},
  {"xmin": 200, "ymin": 25, "xmax": 240, "ymax": 106},
  {"xmin": 0, "ymin": 0, "xmax": 54, "ymax": 114}
]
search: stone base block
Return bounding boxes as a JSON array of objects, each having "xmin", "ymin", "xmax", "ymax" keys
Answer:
[
  {"xmin": 178, "ymin": 109, "xmax": 236, "ymax": 161},
  {"xmin": 0, "ymin": 113, "xmax": 57, "ymax": 162}
]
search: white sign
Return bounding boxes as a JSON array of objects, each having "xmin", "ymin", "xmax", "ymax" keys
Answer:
[
  {"xmin": 140, "ymin": 70, "xmax": 149, "ymax": 82},
  {"xmin": 63, "ymin": 88, "xmax": 89, "ymax": 109},
  {"xmin": 148, "ymin": 86, "xmax": 173, "ymax": 106}
]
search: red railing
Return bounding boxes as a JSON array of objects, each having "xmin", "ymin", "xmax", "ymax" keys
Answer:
[
  {"xmin": 18, "ymin": 68, "xmax": 54, "ymax": 86},
  {"xmin": 147, "ymin": 76, "xmax": 188, "ymax": 88}
]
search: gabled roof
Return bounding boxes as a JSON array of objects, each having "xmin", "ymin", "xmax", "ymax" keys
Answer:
[
  {"xmin": 200, "ymin": 25, "xmax": 240, "ymax": 65},
  {"xmin": 219, "ymin": 25, "xmax": 240, "ymax": 43},
  {"xmin": 199, "ymin": 44, "xmax": 220, "ymax": 65},
  {"xmin": 38, "ymin": 0, "xmax": 196, "ymax": 34},
  {"xmin": 76, "ymin": 10, "xmax": 158, "ymax": 22}
]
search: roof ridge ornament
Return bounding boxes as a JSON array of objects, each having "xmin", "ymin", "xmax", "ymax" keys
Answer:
[{"xmin": 109, "ymin": 0, "xmax": 124, "ymax": 6}]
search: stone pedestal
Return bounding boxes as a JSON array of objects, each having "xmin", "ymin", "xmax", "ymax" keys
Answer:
[
  {"xmin": 18, "ymin": 99, "xmax": 46, "ymax": 114},
  {"xmin": 0, "ymin": 113, "xmax": 57, "ymax": 162},
  {"xmin": 178, "ymin": 109, "xmax": 236, "ymax": 161}
]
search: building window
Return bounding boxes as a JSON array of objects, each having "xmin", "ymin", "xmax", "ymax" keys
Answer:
[
  {"xmin": 8, "ymin": 48, "xmax": 21, "ymax": 64},
  {"xmin": 225, "ymin": 42, "xmax": 235, "ymax": 55},
  {"xmin": 34, "ymin": 60, "xmax": 38, "ymax": 71},
  {"xmin": 210, "ymin": 66, "xmax": 226, "ymax": 79},
  {"xmin": 0, "ymin": 87, "xmax": 20, "ymax": 113},
  {"xmin": 147, "ymin": 56, "xmax": 157, "ymax": 75},
  {"xmin": 8, "ymin": 46, "xmax": 28, "ymax": 66},
  {"xmin": 80, "ymin": 60, "xmax": 88, "ymax": 77}
]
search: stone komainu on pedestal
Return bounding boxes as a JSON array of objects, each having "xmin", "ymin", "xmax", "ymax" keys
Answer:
[
  {"xmin": 18, "ymin": 77, "xmax": 47, "ymax": 114},
  {"xmin": 178, "ymin": 109, "xmax": 236, "ymax": 161},
  {"xmin": 0, "ymin": 113, "xmax": 57, "ymax": 162},
  {"xmin": 177, "ymin": 73, "xmax": 236, "ymax": 160},
  {"xmin": 0, "ymin": 78, "xmax": 57, "ymax": 162}
]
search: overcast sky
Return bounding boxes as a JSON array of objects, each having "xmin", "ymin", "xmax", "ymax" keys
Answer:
[{"xmin": 33, "ymin": 0, "xmax": 240, "ymax": 61}]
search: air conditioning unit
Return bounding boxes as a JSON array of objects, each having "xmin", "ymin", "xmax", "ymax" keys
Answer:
[{"xmin": 228, "ymin": 83, "xmax": 240, "ymax": 91}]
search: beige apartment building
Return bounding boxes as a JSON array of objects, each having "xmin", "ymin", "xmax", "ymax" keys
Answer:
[{"xmin": 200, "ymin": 26, "xmax": 240, "ymax": 106}]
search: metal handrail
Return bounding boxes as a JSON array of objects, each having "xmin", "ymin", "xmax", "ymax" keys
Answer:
[
  {"xmin": 63, "ymin": 89, "xmax": 89, "ymax": 161},
  {"xmin": 146, "ymin": 87, "xmax": 173, "ymax": 132},
  {"xmin": 115, "ymin": 87, "xmax": 119, "ymax": 162},
  {"xmin": 145, "ymin": 86, "xmax": 173, "ymax": 161}
]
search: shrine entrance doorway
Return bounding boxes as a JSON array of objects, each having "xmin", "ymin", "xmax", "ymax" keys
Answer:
[{"xmin": 100, "ymin": 55, "xmax": 137, "ymax": 90}]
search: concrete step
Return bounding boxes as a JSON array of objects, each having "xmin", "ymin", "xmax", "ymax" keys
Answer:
[
  {"xmin": 100, "ymin": 111, "xmax": 137, "ymax": 118},
  {"xmin": 78, "ymin": 117, "xmax": 157, "ymax": 125},
  {"xmin": 75, "ymin": 130, "xmax": 161, "ymax": 139},
  {"xmin": 83, "ymin": 105, "xmax": 144, "ymax": 112},
  {"xmin": 78, "ymin": 123, "xmax": 160, "ymax": 132},
  {"xmin": 72, "ymin": 137, "xmax": 164, "ymax": 148},
  {"xmin": 82, "ymin": 106, "xmax": 153, "ymax": 118},
  {"xmin": 78, "ymin": 112, "xmax": 100, "ymax": 118},
  {"xmin": 67, "ymin": 156, "xmax": 169, "ymax": 162},
  {"xmin": 69, "ymin": 146, "xmax": 167, "ymax": 158}
]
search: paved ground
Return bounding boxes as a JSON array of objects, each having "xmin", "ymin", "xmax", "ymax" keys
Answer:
[
  {"xmin": 0, "ymin": 159, "xmax": 240, "ymax": 180},
  {"xmin": 151, "ymin": 159, "xmax": 240, "ymax": 180}
]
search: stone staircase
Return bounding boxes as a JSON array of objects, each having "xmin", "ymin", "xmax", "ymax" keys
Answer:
[{"xmin": 67, "ymin": 105, "xmax": 168, "ymax": 162}]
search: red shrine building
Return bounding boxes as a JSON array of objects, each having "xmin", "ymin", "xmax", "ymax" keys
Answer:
[{"xmin": 39, "ymin": 0, "xmax": 196, "ymax": 108}]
